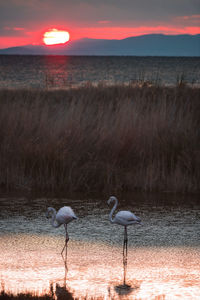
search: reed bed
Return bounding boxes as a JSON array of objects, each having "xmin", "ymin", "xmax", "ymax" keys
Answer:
[
  {"xmin": 0, "ymin": 84, "xmax": 199, "ymax": 194},
  {"xmin": 0, "ymin": 291, "xmax": 53, "ymax": 300},
  {"xmin": 0, "ymin": 285, "xmax": 73, "ymax": 300}
]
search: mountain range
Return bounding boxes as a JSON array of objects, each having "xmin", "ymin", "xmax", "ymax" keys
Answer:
[{"xmin": 0, "ymin": 34, "xmax": 199, "ymax": 56}]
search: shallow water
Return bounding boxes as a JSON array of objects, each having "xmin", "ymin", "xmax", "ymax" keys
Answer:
[{"xmin": 0, "ymin": 194, "xmax": 200, "ymax": 299}]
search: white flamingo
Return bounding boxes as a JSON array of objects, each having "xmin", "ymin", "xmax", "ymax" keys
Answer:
[
  {"xmin": 46, "ymin": 206, "xmax": 77, "ymax": 257},
  {"xmin": 107, "ymin": 196, "xmax": 142, "ymax": 286}
]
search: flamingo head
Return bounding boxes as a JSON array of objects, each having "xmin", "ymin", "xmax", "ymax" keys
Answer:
[
  {"xmin": 107, "ymin": 195, "xmax": 117, "ymax": 205},
  {"xmin": 45, "ymin": 207, "xmax": 54, "ymax": 218}
]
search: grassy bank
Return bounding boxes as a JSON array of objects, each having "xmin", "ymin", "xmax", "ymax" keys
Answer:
[{"xmin": 0, "ymin": 84, "xmax": 199, "ymax": 194}]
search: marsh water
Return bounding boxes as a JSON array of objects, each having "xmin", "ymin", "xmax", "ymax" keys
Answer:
[
  {"xmin": 0, "ymin": 55, "xmax": 200, "ymax": 88},
  {"xmin": 0, "ymin": 193, "xmax": 200, "ymax": 299}
]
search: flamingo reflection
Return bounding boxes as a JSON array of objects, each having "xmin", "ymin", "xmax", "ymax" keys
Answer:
[
  {"xmin": 46, "ymin": 205, "xmax": 77, "ymax": 273},
  {"xmin": 107, "ymin": 196, "xmax": 142, "ymax": 288}
]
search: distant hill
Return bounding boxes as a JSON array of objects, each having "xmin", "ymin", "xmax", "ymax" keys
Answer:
[{"xmin": 0, "ymin": 34, "xmax": 199, "ymax": 56}]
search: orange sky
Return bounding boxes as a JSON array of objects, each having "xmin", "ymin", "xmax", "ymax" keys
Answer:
[
  {"xmin": 0, "ymin": 0, "xmax": 199, "ymax": 49},
  {"xmin": 1, "ymin": 24, "xmax": 199, "ymax": 49}
]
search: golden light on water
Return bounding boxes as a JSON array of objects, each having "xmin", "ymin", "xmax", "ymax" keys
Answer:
[
  {"xmin": 43, "ymin": 29, "xmax": 70, "ymax": 45},
  {"xmin": 0, "ymin": 234, "xmax": 200, "ymax": 299}
]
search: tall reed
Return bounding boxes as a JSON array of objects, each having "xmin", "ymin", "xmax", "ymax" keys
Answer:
[{"xmin": 0, "ymin": 85, "xmax": 199, "ymax": 194}]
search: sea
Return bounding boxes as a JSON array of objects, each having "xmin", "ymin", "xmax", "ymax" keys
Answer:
[{"xmin": 0, "ymin": 55, "xmax": 200, "ymax": 89}]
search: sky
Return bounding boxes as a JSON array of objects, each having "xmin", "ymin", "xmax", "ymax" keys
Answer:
[{"xmin": 0, "ymin": 0, "xmax": 199, "ymax": 48}]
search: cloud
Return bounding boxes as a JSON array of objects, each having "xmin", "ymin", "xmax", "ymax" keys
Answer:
[
  {"xmin": 98, "ymin": 21, "xmax": 111, "ymax": 24},
  {"xmin": 175, "ymin": 14, "xmax": 200, "ymax": 25},
  {"xmin": 0, "ymin": 0, "xmax": 199, "ymax": 45},
  {"xmin": 0, "ymin": 26, "xmax": 25, "ymax": 36},
  {"xmin": 13, "ymin": 27, "xmax": 25, "ymax": 30},
  {"xmin": 1, "ymin": 0, "xmax": 199, "ymax": 27}
]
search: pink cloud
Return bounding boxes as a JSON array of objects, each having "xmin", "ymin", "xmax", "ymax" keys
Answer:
[
  {"xmin": 174, "ymin": 14, "xmax": 200, "ymax": 25},
  {"xmin": 13, "ymin": 27, "xmax": 24, "ymax": 31},
  {"xmin": 98, "ymin": 20, "xmax": 111, "ymax": 24}
]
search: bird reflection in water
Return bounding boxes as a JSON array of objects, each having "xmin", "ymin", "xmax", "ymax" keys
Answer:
[
  {"xmin": 122, "ymin": 226, "xmax": 129, "ymax": 287},
  {"xmin": 46, "ymin": 206, "xmax": 77, "ymax": 287},
  {"xmin": 114, "ymin": 239, "xmax": 140, "ymax": 296},
  {"xmin": 107, "ymin": 196, "xmax": 142, "ymax": 291},
  {"xmin": 115, "ymin": 226, "xmax": 132, "ymax": 293},
  {"xmin": 61, "ymin": 225, "xmax": 68, "ymax": 288},
  {"xmin": 61, "ymin": 224, "xmax": 69, "ymax": 276},
  {"xmin": 55, "ymin": 281, "xmax": 74, "ymax": 300}
]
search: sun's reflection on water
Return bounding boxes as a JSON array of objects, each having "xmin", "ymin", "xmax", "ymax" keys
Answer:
[{"xmin": 0, "ymin": 234, "xmax": 200, "ymax": 299}]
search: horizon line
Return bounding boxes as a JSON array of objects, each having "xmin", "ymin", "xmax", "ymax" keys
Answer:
[{"xmin": 0, "ymin": 32, "xmax": 199, "ymax": 50}]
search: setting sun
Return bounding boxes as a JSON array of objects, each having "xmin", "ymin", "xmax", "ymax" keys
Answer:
[{"xmin": 43, "ymin": 29, "xmax": 70, "ymax": 45}]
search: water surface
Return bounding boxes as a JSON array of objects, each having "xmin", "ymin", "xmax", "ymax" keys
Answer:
[
  {"xmin": 0, "ymin": 55, "xmax": 199, "ymax": 88},
  {"xmin": 0, "ymin": 194, "xmax": 200, "ymax": 299}
]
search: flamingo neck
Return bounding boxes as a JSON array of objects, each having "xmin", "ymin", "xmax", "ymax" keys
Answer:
[
  {"xmin": 109, "ymin": 198, "xmax": 118, "ymax": 223},
  {"xmin": 47, "ymin": 207, "xmax": 61, "ymax": 228}
]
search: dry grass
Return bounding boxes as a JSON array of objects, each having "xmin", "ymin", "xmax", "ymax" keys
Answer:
[
  {"xmin": 0, "ymin": 291, "xmax": 53, "ymax": 300},
  {"xmin": 0, "ymin": 283, "xmax": 73, "ymax": 300},
  {"xmin": 0, "ymin": 84, "xmax": 199, "ymax": 194}
]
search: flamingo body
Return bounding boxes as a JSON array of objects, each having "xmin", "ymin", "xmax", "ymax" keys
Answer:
[
  {"xmin": 46, "ymin": 206, "xmax": 77, "ymax": 228},
  {"xmin": 46, "ymin": 205, "xmax": 77, "ymax": 262},
  {"xmin": 107, "ymin": 196, "xmax": 141, "ymax": 226},
  {"xmin": 55, "ymin": 206, "xmax": 77, "ymax": 225},
  {"xmin": 113, "ymin": 210, "xmax": 141, "ymax": 226}
]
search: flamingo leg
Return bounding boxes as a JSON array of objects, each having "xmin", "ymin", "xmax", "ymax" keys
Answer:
[
  {"xmin": 123, "ymin": 226, "xmax": 128, "ymax": 285},
  {"xmin": 123, "ymin": 227, "xmax": 126, "ymax": 259},
  {"xmin": 123, "ymin": 226, "xmax": 128, "ymax": 259},
  {"xmin": 61, "ymin": 224, "xmax": 69, "ymax": 272},
  {"xmin": 125, "ymin": 226, "xmax": 128, "ymax": 258}
]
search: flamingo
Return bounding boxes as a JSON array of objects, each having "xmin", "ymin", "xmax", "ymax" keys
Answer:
[
  {"xmin": 107, "ymin": 196, "xmax": 142, "ymax": 287},
  {"xmin": 46, "ymin": 206, "xmax": 77, "ymax": 258}
]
